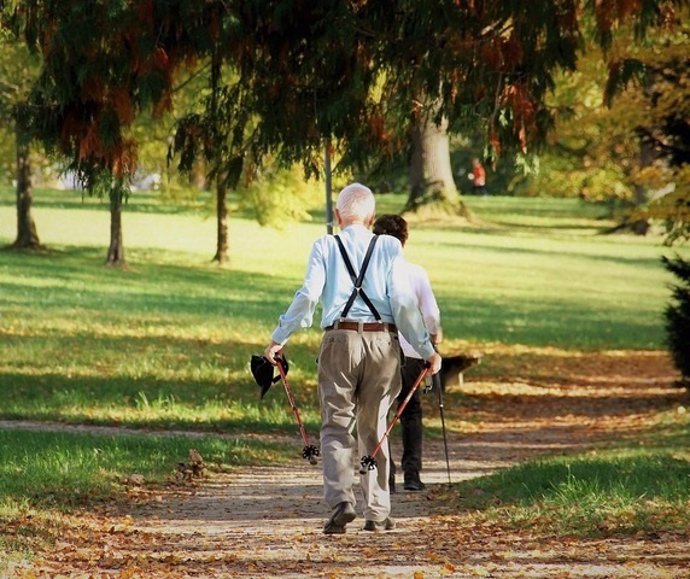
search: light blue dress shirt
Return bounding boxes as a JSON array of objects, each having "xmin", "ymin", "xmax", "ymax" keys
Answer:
[{"xmin": 271, "ymin": 224, "xmax": 434, "ymax": 359}]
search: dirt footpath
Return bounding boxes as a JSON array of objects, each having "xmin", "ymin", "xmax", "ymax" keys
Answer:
[{"xmin": 5, "ymin": 350, "xmax": 690, "ymax": 578}]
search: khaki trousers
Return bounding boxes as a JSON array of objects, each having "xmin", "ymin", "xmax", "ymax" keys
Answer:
[{"xmin": 317, "ymin": 327, "xmax": 402, "ymax": 522}]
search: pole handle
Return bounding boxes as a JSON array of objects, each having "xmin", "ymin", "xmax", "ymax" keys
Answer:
[{"xmin": 432, "ymin": 371, "xmax": 441, "ymax": 394}]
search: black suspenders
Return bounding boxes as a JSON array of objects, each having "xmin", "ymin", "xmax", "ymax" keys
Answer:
[{"xmin": 334, "ymin": 234, "xmax": 381, "ymax": 320}]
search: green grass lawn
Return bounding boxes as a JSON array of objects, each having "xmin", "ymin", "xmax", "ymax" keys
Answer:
[
  {"xmin": 1, "ymin": 189, "xmax": 684, "ymax": 430},
  {"xmin": 450, "ymin": 407, "xmax": 690, "ymax": 537},
  {"xmin": 1, "ymin": 186, "xmax": 689, "ymax": 554},
  {"xmin": 0, "ymin": 429, "xmax": 292, "ymax": 509}
]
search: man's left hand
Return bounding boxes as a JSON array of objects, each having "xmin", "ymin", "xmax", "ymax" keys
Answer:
[{"xmin": 426, "ymin": 351, "xmax": 442, "ymax": 375}]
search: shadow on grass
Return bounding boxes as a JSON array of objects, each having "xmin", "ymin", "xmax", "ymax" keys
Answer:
[
  {"xmin": 430, "ymin": 348, "xmax": 684, "ymax": 434},
  {"xmin": 446, "ymin": 387, "xmax": 684, "ymax": 425},
  {"xmin": 1, "ymin": 243, "xmax": 672, "ymax": 349},
  {"xmin": 0, "ymin": 245, "xmax": 296, "ymax": 316}
]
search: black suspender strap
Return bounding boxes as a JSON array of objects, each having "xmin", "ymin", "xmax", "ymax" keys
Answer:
[{"xmin": 334, "ymin": 234, "xmax": 381, "ymax": 320}]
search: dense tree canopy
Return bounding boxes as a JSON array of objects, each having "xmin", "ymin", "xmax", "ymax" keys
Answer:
[
  {"xmin": 3, "ymin": 0, "xmax": 683, "ymax": 192},
  {"xmin": 0, "ymin": 29, "xmax": 36, "ymax": 155},
  {"xmin": 510, "ymin": 5, "xmax": 689, "ymax": 243},
  {"xmin": 604, "ymin": 9, "xmax": 690, "ymax": 243}
]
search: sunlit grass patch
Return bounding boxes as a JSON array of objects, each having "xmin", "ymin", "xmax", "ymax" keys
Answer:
[
  {"xmin": 0, "ymin": 429, "xmax": 294, "ymax": 511},
  {"xmin": 461, "ymin": 195, "xmax": 617, "ymax": 233},
  {"xmin": 0, "ymin": 368, "xmax": 322, "ymax": 432},
  {"xmin": 0, "ymin": 261, "xmax": 322, "ymax": 430},
  {"xmin": 449, "ymin": 412, "xmax": 690, "ymax": 538},
  {"xmin": 2, "ymin": 195, "xmax": 686, "ymax": 430}
]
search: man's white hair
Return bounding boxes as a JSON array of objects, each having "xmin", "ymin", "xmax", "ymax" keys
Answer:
[{"xmin": 336, "ymin": 183, "xmax": 375, "ymax": 222}]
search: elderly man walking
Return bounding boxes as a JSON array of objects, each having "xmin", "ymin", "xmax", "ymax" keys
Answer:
[{"xmin": 264, "ymin": 183, "xmax": 441, "ymax": 534}]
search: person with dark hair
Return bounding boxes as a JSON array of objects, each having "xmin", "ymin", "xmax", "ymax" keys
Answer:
[
  {"xmin": 264, "ymin": 184, "xmax": 442, "ymax": 534},
  {"xmin": 373, "ymin": 214, "xmax": 442, "ymax": 492}
]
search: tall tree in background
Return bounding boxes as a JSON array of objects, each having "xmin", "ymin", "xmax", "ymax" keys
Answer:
[
  {"xmin": 4, "ymin": 1, "xmax": 208, "ymax": 264},
  {"xmin": 5, "ymin": 0, "xmax": 684, "ymax": 260},
  {"xmin": 169, "ymin": 46, "xmax": 243, "ymax": 264},
  {"xmin": 0, "ymin": 30, "xmax": 41, "ymax": 249},
  {"xmin": 407, "ymin": 102, "xmax": 459, "ymax": 213},
  {"xmin": 12, "ymin": 103, "xmax": 40, "ymax": 249}
]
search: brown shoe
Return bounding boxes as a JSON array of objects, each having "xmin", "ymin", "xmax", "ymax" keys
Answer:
[
  {"xmin": 363, "ymin": 517, "xmax": 396, "ymax": 532},
  {"xmin": 323, "ymin": 502, "xmax": 356, "ymax": 534}
]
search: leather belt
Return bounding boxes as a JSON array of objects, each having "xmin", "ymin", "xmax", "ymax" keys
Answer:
[{"xmin": 325, "ymin": 321, "xmax": 397, "ymax": 333}]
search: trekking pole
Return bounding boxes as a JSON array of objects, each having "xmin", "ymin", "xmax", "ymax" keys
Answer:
[
  {"xmin": 274, "ymin": 354, "xmax": 320, "ymax": 465},
  {"xmin": 359, "ymin": 362, "xmax": 431, "ymax": 474},
  {"xmin": 434, "ymin": 370, "xmax": 453, "ymax": 487}
]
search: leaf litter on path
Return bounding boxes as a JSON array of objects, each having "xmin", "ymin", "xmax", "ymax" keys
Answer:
[{"xmin": 4, "ymin": 349, "xmax": 690, "ymax": 578}]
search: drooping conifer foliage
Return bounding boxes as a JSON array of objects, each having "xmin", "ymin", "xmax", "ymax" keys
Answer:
[
  {"xmin": 7, "ymin": 1, "xmax": 208, "ymax": 185},
  {"xmin": 2, "ymin": 0, "xmax": 684, "ymax": 190},
  {"xmin": 1, "ymin": 1, "xmax": 225, "ymax": 262}
]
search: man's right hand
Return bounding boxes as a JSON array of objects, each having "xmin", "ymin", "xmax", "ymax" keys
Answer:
[
  {"xmin": 263, "ymin": 341, "xmax": 283, "ymax": 365},
  {"xmin": 426, "ymin": 351, "xmax": 442, "ymax": 375}
]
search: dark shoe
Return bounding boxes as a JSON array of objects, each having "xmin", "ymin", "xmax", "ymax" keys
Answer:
[
  {"xmin": 323, "ymin": 502, "xmax": 356, "ymax": 535},
  {"xmin": 403, "ymin": 473, "xmax": 426, "ymax": 491},
  {"xmin": 389, "ymin": 475, "xmax": 396, "ymax": 494},
  {"xmin": 363, "ymin": 517, "xmax": 396, "ymax": 532}
]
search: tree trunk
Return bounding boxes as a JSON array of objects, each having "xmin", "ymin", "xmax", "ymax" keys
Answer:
[
  {"xmin": 631, "ymin": 186, "xmax": 651, "ymax": 235},
  {"xmin": 213, "ymin": 175, "xmax": 229, "ymax": 263},
  {"xmin": 630, "ymin": 137, "xmax": 654, "ymax": 235},
  {"xmin": 11, "ymin": 124, "xmax": 41, "ymax": 249},
  {"xmin": 209, "ymin": 43, "xmax": 229, "ymax": 264},
  {"xmin": 106, "ymin": 190, "xmax": 125, "ymax": 265},
  {"xmin": 191, "ymin": 156, "xmax": 208, "ymax": 191},
  {"xmin": 406, "ymin": 110, "xmax": 462, "ymax": 214}
]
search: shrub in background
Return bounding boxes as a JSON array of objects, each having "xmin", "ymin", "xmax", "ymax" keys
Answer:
[{"xmin": 662, "ymin": 255, "xmax": 690, "ymax": 387}]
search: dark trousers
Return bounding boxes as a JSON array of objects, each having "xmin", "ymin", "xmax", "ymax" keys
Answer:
[{"xmin": 390, "ymin": 357, "xmax": 426, "ymax": 479}]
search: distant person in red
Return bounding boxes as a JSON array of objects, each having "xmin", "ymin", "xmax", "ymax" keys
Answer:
[{"xmin": 469, "ymin": 158, "xmax": 487, "ymax": 195}]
